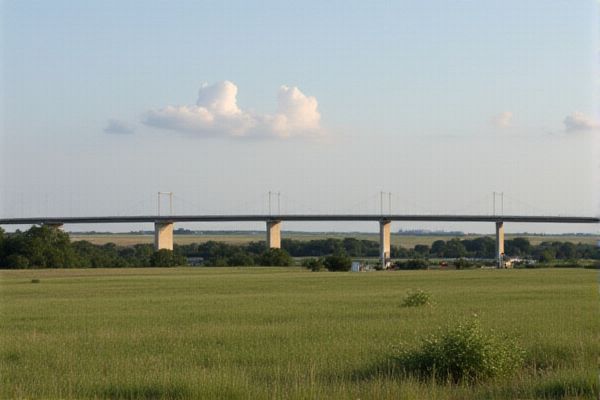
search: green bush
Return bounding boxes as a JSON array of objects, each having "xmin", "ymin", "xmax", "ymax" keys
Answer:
[
  {"xmin": 401, "ymin": 289, "xmax": 432, "ymax": 307},
  {"xmin": 392, "ymin": 320, "xmax": 524, "ymax": 384},
  {"xmin": 323, "ymin": 254, "xmax": 351, "ymax": 271},
  {"xmin": 394, "ymin": 258, "xmax": 428, "ymax": 270},
  {"xmin": 258, "ymin": 248, "xmax": 293, "ymax": 266},
  {"xmin": 453, "ymin": 258, "xmax": 474, "ymax": 269},
  {"xmin": 302, "ymin": 257, "xmax": 324, "ymax": 271},
  {"xmin": 149, "ymin": 249, "xmax": 187, "ymax": 267}
]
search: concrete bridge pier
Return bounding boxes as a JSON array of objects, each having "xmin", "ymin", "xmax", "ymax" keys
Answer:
[
  {"xmin": 380, "ymin": 219, "xmax": 391, "ymax": 268},
  {"xmin": 266, "ymin": 220, "xmax": 282, "ymax": 249},
  {"xmin": 495, "ymin": 221, "xmax": 505, "ymax": 268},
  {"xmin": 154, "ymin": 222, "xmax": 174, "ymax": 251}
]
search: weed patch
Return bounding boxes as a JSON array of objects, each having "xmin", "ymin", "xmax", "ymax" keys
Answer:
[
  {"xmin": 401, "ymin": 289, "xmax": 432, "ymax": 307},
  {"xmin": 392, "ymin": 320, "xmax": 524, "ymax": 384}
]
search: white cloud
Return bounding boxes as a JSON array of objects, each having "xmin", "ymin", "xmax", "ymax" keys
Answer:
[
  {"xmin": 104, "ymin": 119, "xmax": 135, "ymax": 134},
  {"xmin": 491, "ymin": 111, "xmax": 513, "ymax": 128},
  {"xmin": 563, "ymin": 112, "xmax": 600, "ymax": 132},
  {"xmin": 142, "ymin": 81, "xmax": 324, "ymax": 140}
]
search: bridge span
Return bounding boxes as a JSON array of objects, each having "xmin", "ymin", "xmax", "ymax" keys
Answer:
[{"xmin": 1, "ymin": 214, "xmax": 598, "ymax": 268}]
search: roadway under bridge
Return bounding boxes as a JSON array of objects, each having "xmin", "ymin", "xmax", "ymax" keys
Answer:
[{"xmin": 1, "ymin": 214, "xmax": 598, "ymax": 268}]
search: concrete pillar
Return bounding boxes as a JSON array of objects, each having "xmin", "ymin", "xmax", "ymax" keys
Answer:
[
  {"xmin": 380, "ymin": 220, "xmax": 391, "ymax": 268},
  {"xmin": 495, "ymin": 221, "xmax": 505, "ymax": 268},
  {"xmin": 266, "ymin": 220, "xmax": 282, "ymax": 249},
  {"xmin": 154, "ymin": 222, "xmax": 174, "ymax": 251}
]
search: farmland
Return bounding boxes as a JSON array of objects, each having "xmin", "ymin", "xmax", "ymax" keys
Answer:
[{"xmin": 1, "ymin": 267, "xmax": 598, "ymax": 399}]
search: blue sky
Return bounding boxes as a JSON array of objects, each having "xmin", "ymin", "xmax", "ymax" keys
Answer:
[{"xmin": 1, "ymin": 1, "xmax": 599, "ymax": 234}]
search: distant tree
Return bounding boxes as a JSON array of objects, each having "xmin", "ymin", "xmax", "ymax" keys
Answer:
[
  {"xmin": 323, "ymin": 254, "xmax": 351, "ymax": 271},
  {"xmin": 505, "ymin": 237, "xmax": 531, "ymax": 256},
  {"xmin": 132, "ymin": 244, "xmax": 154, "ymax": 267},
  {"xmin": 227, "ymin": 252, "xmax": 255, "ymax": 266},
  {"xmin": 395, "ymin": 258, "xmax": 428, "ymax": 270},
  {"xmin": 414, "ymin": 244, "xmax": 430, "ymax": 256},
  {"xmin": 342, "ymin": 238, "xmax": 364, "ymax": 256},
  {"xmin": 302, "ymin": 257, "xmax": 324, "ymax": 271},
  {"xmin": 431, "ymin": 240, "xmax": 446, "ymax": 257},
  {"xmin": 150, "ymin": 249, "xmax": 186, "ymax": 267},
  {"xmin": 205, "ymin": 257, "xmax": 229, "ymax": 267},
  {"xmin": 392, "ymin": 245, "xmax": 412, "ymax": 258},
  {"xmin": 16, "ymin": 225, "xmax": 78, "ymax": 268},
  {"xmin": 5, "ymin": 254, "xmax": 30, "ymax": 269},
  {"xmin": 538, "ymin": 249, "xmax": 555, "ymax": 263},
  {"xmin": 454, "ymin": 258, "xmax": 473, "ymax": 270},
  {"xmin": 259, "ymin": 248, "xmax": 293, "ymax": 266},
  {"xmin": 246, "ymin": 241, "xmax": 267, "ymax": 255},
  {"xmin": 556, "ymin": 242, "xmax": 577, "ymax": 259},
  {"xmin": 462, "ymin": 237, "xmax": 495, "ymax": 258},
  {"xmin": 443, "ymin": 239, "xmax": 467, "ymax": 258}
]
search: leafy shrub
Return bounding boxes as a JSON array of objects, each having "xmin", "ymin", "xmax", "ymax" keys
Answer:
[
  {"xmin": 302, "ymin": 257, "xmax": 324, "ymax": 271},
  {"xmin": 392, "ymin": 320, "xmax": 524, "ymax": 384},
  {"xmin": 401, "ymin": 289, "xmax": 432, "ymax": 307},
  {"xmin": 394, "ymin": 259, "xmax": 429, "ymax": 270},
  {"xmin": 454, "ymin": 258, "xmax": 474, "ymax": 270},
  {"xmin": 258, "ymin": 248, "xmax": 293, "ymax": 266},
  {"xmin": 323, "ymin": 254, "xmax": 351, "ymax": 271},
  {"xmin": 149, "ymin": 249, "xmax": 187, "ymax": 267}
]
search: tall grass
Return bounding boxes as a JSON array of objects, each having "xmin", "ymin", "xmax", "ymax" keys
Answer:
[{"xmin": 1, "ymin": 268, "xmax": 598, "ymax": 399}]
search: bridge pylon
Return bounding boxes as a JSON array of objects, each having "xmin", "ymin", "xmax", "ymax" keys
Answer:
[
  {"xmin": 380, "ymin": 219, "xmax": 391, "ymax": 268},
  {"xmin": 154, "ymin": 221, "xmax": 174, "ymax": 251},
  {"xmin": 495, "ymin": 221, "xmax": 505, "ymax": 268},
  {"xmin": 266, "ymin": 220, "xmax": 282, "ymax": 249}
]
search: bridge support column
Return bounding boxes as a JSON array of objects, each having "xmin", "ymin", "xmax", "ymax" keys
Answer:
[
  {"xmin": 495, "ymin": 221, "xmax": 504, "ymax": 268},
  {"xmin": 380, "ymin": 220, "xmax": 391, "ymax": 268},
  {"xmin": 154, "ymin": 222, "xmax": 174, "ymax": 251},
  {"xmin": 266, "ymin": 220, "xmax": 281, "ymax": 249}
]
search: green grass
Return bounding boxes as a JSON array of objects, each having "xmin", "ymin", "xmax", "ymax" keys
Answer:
[{"xmin": 1, "ymin": 268, "xmax": 598, "ymax": 399}]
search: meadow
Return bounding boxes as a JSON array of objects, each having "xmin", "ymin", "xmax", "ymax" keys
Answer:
[{"xmin": 1, "ymin": 267, "xmax": 598, "ymax": 399}]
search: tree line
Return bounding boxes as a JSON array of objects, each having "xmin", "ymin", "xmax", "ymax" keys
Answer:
[
  {"xmin": 0, "ymin": 226, "xmax": 293, "ymax": 269},
  {"xmin": 0, "ymin": 226, "xmax": 598, "ymax": 269}
]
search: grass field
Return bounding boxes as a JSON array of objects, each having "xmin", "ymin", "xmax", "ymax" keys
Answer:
[
  {"xmin": 1, "ymin": 268, "xmax": 599, "ymax": 399},
  {"xmin": 69, "ymin": 232, "xmax": 600, "ymax": 247}
]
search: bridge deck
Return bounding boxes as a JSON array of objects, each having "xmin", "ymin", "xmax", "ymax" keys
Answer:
[{"xmin": 0, "ymin": 214, "xmax": 598, "ymax": 225}]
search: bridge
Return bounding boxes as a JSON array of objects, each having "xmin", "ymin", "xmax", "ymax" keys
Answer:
[{"xmin": 1, "ymin": 214, "xmax": 598, "ymax": 268}]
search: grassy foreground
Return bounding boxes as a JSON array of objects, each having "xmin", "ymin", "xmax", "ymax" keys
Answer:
[{"xmin": 1, "ymin": 268, "xmax": 598, "ymax": 399}]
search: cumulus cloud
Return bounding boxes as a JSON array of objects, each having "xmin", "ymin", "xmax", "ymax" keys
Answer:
[
  {"xmin": 491, "ymin": 111, "xmax": 513, "ymax": 128},
  {"xmin": 563, "ymin": 112, "xmax": 600, "ymax": 132},
  {"xmin": 142, "ymin": 81, "xmax": 323, "ymax": 139},
  {"xmin": 104, "ymin": 119, "xmax": 135, "ymax": 134}
]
